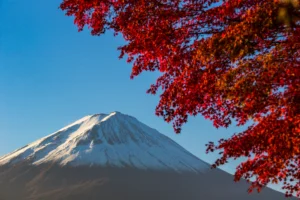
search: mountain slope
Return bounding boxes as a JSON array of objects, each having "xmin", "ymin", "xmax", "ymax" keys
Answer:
[{"xmin": 0, "ymin": 162, "xmax": 292, "ymax": 200}]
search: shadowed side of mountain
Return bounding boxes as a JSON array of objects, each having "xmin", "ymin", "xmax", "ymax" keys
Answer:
[{"xmin": 0, "ymin": 163, "xmax": 291, "ymax": 200}]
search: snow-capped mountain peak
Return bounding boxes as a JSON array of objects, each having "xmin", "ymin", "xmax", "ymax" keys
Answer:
[{"xmin": 0, "ymin": 112, "xmax": 209, "ymax": 173}]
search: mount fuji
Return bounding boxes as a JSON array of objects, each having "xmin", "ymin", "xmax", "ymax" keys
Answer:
[{"xmin": 0, "ymin": 112, "xmax": 292, "ymax": 200}]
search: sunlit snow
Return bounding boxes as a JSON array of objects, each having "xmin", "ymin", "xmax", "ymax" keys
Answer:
[{"xmin": 0, "ymin": 112, "xmax": 209, "ymax": 173}]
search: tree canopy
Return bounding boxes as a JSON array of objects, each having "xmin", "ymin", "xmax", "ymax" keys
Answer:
[{"xmin": 60, "ymin": 0, "xmax": 300, "ymax": 197}]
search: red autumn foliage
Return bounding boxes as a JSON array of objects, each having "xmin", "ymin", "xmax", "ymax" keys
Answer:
[{"xmin": 60, "ymin": 0, "xmax": 300, "ymax": 197}]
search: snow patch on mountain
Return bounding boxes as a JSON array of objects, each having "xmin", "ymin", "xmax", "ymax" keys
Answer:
[{"xmin": 0, "ymin": 112, "xmax": 209, "ymax": 173}]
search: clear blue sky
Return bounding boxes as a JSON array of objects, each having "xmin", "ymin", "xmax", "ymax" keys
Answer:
[{"xmin": 0, "ymin": 0, "xmax": 282, "ymax": 193}]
